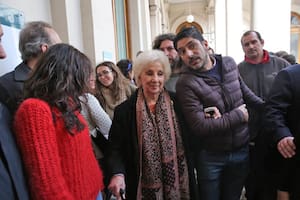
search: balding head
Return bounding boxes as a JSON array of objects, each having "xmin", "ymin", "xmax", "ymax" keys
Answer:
[{"xmin": 19, "ymin": 21, "xmax": 61, "ymax": 62}]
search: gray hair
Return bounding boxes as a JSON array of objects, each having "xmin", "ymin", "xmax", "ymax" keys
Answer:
[
  {"xmin": 19, "ymin": 21, "xmax": 55, "ymax": 61},
  {"xmin": 133, "ymin": 50, "xmax": 171, "ymax": 87}
]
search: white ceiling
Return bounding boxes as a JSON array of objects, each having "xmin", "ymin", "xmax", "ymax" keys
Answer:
[
  {"xmin": 167, "ymin": 0, "xmax": 203, "ymax": 4},
  {"xmin": 294, "ymin": 0, "xmax": 300, "ymax": 4},
  {"xmin": 167, "ymin": 0, "xmax": 300, "ymax": 6}
]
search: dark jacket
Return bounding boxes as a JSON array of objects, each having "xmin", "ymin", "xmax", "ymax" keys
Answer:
[
  {"xmin": 0, "ymin": 102, "xmax": 29, "ymax": 200},
  {"xmin": 176, "ymin": 55, "xmax": 264, "ymax": 152},
  {"xmin": 0, "ymin": 62, "xmax": 31, "ymax": 114},
  {"xmin": 265, "ymin": 64, "xmax": 300, "ymax": 152},
  {"xmin": 264, "ymin": 64, "xmax": 300, "ymax": 196},
  {"xmin": 106, "ymin": 90, "xmax": 198, "ymax": 199}
]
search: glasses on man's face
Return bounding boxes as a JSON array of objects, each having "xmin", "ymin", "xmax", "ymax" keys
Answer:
[{"xmin": 96, "ymin": 69, "xmax": 112, "ymax": 78}]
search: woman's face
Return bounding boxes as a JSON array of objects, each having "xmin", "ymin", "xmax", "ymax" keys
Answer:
[
  {"xmin": 96, "ymin": 65, "xmax": 114, "ymax": 87},
  {"xmin": 89, "ymin": 74, "xmax": 96, "ymax": 90},
  {"xmin": 138, "ymin": 61, "xmax": 165, "ymax": 97}
]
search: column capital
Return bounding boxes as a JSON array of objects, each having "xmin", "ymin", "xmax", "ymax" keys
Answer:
[{"xmin": 149, "ymin": 4, "xmax": 159, "ymax": 16}]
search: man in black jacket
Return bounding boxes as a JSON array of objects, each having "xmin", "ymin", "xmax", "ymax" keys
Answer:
[
  {"xmin": 265, "ymin": 64, "xmax": 300, "ymax": 200},
  {"xmin": 0, "ymin": 23, "xmax": 29, "ymax": 200},
  {"xmin": 0, "ymin": 21, "xmax": 61, "ymax": 114}
]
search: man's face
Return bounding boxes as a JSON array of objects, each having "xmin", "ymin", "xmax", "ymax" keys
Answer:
[
  {"xmin": 176, "ymin": 37, "xmax": 209, "ymax": 71},
  {"xmin": 159, "ymin": 39, "xmax": 178, "ymax": 66},
  {"xmin": 241, "ymin": 32, "xmax": 264, "ymax": 60},
  {"xmin": 0, "ymin": 25, "xmax": 7, "ymax": 59}
]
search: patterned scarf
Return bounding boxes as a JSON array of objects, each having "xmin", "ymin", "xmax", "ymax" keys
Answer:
[{"xmin": 136, "ymin": 88, "xmax": 190, "ymax": 200}]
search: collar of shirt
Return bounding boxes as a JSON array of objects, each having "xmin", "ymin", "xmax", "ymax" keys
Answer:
[{"xmin": 244, "ymin": 49, "xmax": 270, "ymax": 64}]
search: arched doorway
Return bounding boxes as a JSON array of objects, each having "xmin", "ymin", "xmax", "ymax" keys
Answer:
[{"xmin": 176, "ymin": 21, "xmax": 203, "ymax": 34}]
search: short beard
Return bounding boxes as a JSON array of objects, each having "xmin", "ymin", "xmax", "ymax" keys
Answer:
[{"xmin": 170, "ymin": 57, "xmax": 180, "ymax": 71}]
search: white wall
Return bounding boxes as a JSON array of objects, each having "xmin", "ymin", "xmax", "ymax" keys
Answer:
[
  {"xmin": 0, "ymin": 0, "xmax": 52, "ymax": 22},
  {"xmin": 91, "ymin": 0, "xmax": 116, "ymax": 64},
  {"xmin": 252, "ymin": 0, "xmax": 291, "ymax": 53},
  {"xmin": 0, "ymin": 0, "xmax": 52, "ymax": 75},
  {"xmin": 0, "ymin": 25, "xmax": 21, "ymax": 76},
  {"xmin": 292, "ymin": 4, "xmax": 300, "ymax": 14},
  {"xmin": 226, "ymin": 0, "xmax": 244, "ymax": 63},
  {"xmin": 65, "ymin": 0, "xmax": 84, "ymax": 51},
  {"xmin": 0, "ymin": 0, "xmax": 118, "ymax": 69}
]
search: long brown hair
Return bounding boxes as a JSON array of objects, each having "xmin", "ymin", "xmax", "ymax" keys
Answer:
[
  {"xmin": 95, "ymin": 61, "xmax": 131, "ymax": 107},
  {"xmin": 24, "ymin": 43, "xmax": 92, "ymax": 134}
]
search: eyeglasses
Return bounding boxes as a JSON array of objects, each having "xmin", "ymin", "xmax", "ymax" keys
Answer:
[{"xmin": 96, "ymin": 70, "xmax": 112, "ymax": 78}]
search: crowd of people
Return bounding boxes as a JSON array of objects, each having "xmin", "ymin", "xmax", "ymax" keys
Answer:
[{"xmin": 0, "ymin": 20, "xmax": 299, "ymax": 200}]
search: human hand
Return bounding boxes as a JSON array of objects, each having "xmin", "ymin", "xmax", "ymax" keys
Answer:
[
  {"xmin": 204, "ymin": 106, "xmax": 221, "ymax": 119},
  {"xmin": 238, "ymin": 104, "xmax": 248, "ymax": 122},
  {"xmin": 277, "ymin": 136, "xmax": 296, "ymax": 158},
  {"xmin": 108, "ymin": 175, "xmax": 126, "ymax": 200}
]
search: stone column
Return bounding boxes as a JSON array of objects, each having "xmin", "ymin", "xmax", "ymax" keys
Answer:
[
  {"xmin": 206, "ymin": 6, "xmax": 215, "ymax": 52},
  {"xmin": 251, "ymin": 0, "xmax": 291, "ymax": 52},
  {"xmin": 149, "ymin": 0, "xmax": 162, "ymax": 41},
  {"xmin": 50, "ymin": 0, "xmax": 117, "ymax": 65},
  {"xmin": 214, "ymin": 0, "xmax": 226, "ymax": 56},
  {"xmin": 128, "ymin": 0, "xmax": 152, "ymax": 56},
  {"xmin": 226, "ymin": 0, "xmax": 244, "ymax": 63},
  {"xmin": 214, "ymin": 0, "xmax": 244, "ymax": 63}
]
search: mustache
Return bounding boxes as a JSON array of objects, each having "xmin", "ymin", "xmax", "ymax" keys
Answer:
[
  {"xmin": 247, "ymin": 48, "xmax": 256, "ymax": 52},
  {"xmin": 188, "ymin": 56, "xmax": 200, "ymax": 64}
]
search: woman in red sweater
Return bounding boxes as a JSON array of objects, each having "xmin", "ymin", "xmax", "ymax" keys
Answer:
[{"xmin": 14, "ymin": 43, "xmax": 104, "ymax": 200}]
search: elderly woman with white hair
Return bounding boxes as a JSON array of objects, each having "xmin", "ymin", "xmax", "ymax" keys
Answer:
[{"xmin": 106, "ymin": 50, "xmax": 195, "ymax": 200}]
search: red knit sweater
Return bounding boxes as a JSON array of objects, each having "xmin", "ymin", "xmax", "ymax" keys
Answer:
[{"xmin": 14, "ymin": 98, "xmax": 104, "ymax": 200}]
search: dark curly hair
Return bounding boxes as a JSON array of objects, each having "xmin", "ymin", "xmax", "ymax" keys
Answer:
[
  {"xmin": 152, "ymin": 33, "xmax": 176, "ymax": 50},
  {"xmin": 174, "ymin": 27, "xmax": 204, "ymax": 50},
  {"xmin": 116, "ymin": 59, "xmax": 132, "ymax": 79},
  {"xmin": 24, "ymin": 43, "xmax": 93, "ymax": 134}
]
